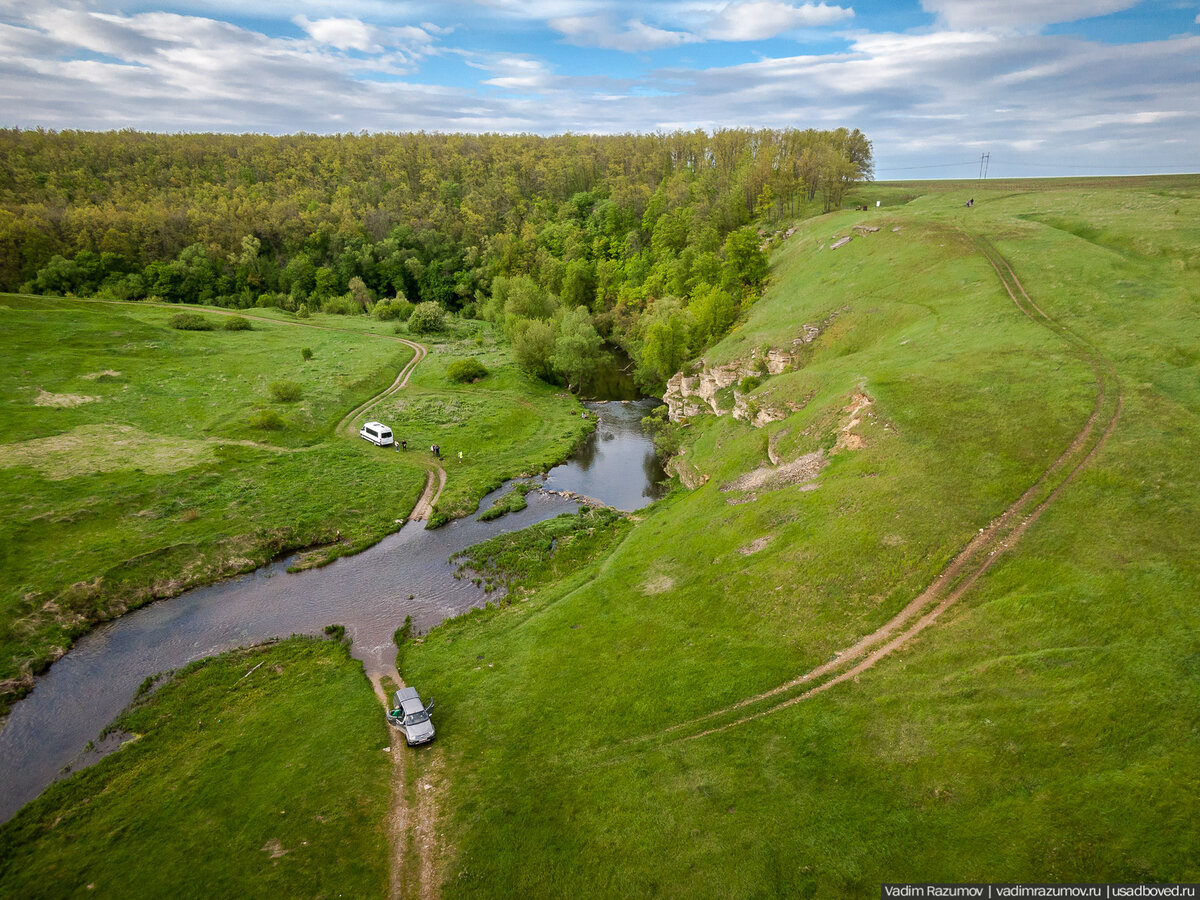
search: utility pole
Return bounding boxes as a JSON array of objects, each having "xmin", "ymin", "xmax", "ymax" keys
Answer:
[{"xmin": 979, "ymin": 152, "xmax": 990, "ymax": 179}]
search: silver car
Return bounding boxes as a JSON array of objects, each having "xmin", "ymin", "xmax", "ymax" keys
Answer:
[{"xmin": 387, "ymin": 686, "xmax": 435, "ymax": 746}]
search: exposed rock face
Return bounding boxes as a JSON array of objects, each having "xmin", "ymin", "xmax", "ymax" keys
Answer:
[
  {"xmin": 663, "ymin": 325, "xmax": 822, "ymax": 426},
  {"xmin": 665, "ymin": 454, "xmax": 709, "ymax": 490}
]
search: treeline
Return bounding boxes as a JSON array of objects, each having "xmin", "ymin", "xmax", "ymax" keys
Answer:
[{"xmin": 1, "ymin": 127, "xmax": 872, "ymax": 389}]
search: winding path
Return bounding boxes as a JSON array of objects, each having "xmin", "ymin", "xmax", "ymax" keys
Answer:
[
  {"xmin": 643, "ymin": 233, "xmax": 1122, "ymax": 744},
  {"xmin": 71, "ymin": 299, "xmax": 448, "ymax": 891}
]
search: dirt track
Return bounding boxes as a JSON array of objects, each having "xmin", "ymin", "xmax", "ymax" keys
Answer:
[{"xmin": 650, "ymin": 234, "xmax": 1122, "ymax": 743}]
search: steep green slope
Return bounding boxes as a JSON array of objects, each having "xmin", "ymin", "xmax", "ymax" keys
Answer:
[{"xmin": 403, "ymin": 178, "xmax": 1200, "ymax": 895}]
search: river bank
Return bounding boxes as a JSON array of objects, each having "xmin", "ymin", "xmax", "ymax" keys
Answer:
[{"xmin": 0, "ymin": 399, "xmax": 665, "ymax": 822}]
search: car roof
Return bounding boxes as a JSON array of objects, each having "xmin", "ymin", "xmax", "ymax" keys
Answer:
[
  {"xmin": 365, "ymin": 420, "xmax": 388, "ymax": 429},
  {"xmin": 394, "ymin": 686, "xmax": 420, "ymax": 704}
]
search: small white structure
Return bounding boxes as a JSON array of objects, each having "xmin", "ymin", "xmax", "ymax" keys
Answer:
[{"xmin": 360, "ymin": 421, "xmax": 394, "ymax": 446}]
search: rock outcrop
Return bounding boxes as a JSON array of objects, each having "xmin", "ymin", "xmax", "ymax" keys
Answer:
[{"xmin": 663, "ymin": 317, "xmax": 835, "ymax": 427}]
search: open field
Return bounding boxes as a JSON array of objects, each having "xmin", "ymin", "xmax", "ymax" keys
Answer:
[
  {"xmin": 1, "ymin": 176, "xmax": 1196, "ymax": 897},
  {"xmin": 399, "ymin": 177, "xmax": 1200, "ymax": 894},
  {"xmin": 0, "ymin": 636, "xmax": 391, "ymax": 898},
  {"xmin": 0, "ymin": 299, "xmax": 587, "ymax": 714}
]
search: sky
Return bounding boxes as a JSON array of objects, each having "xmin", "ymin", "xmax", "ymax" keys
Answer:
[{"xmin": 1, "ymin": 0, "xmax": 1197, "ymax": 178}]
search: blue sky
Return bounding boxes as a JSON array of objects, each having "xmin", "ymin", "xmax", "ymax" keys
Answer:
[{"xmin": 1, "ymin": 0, "xmax": 1197, "ymax": 177}]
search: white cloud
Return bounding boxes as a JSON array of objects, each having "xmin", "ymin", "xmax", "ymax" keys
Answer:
[
  {"xmin": 702, "ymin": 2, "xmax": 853, "ymax": 41},
  {"xmin": 550, "ymin": 14, "xmax": 701, "ymax": 50},
  {"xmin": 294, "ymin": 16, "xmax": 380, "ymax": 52},
  {"xmin": 2, "ymin": 0, "xmax": 1197, "ymax": 176},
  {"xmin": 920, "ymin": 0, "xmax": 1142, "ymax": 31},
  {"xmin": 481, "ymin": 55, "xmax": 557, "ymax": 90}
]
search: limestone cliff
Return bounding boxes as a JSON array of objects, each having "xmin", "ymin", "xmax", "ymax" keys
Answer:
[{"xmin": 662, "ymin": 322, "xmax": 824, "ymax": 427}]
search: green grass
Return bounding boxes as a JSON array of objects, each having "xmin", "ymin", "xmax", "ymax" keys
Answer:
[
  {"xmin": 0, "ymin": 299, "xmax": 586, "ymax": 715},
  {"xmin": 452, "ymin": 506, "xmax": 632, "ymax": 593},
  {"xmin": 0, "ymin": 636, "xmax": 391, "ymax": 899},
  {"xmin": 477, "ymin": 482, "xmax": 535, "ymax": 522},
  {"xmin": 370, "ymin": 318, "xmax": 592, "ymax": 525},
  {"xmin": 399, "ymin": 176, "xmax": 1200, "ymax": 894}
]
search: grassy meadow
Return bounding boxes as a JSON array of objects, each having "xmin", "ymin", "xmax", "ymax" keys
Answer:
[
  {"xmin": 398, "ymin": 177, "xmax": 1200, "ymax": 894},
  {"xmin": 0, "ymin": 636, "xmax": 391, "ymax": 899},
  {"xmin": 1, "ymin": 176, "xmax": 1196, "ymax": 898},
  {"xmin": 0, "ymin": 298, "xmax": 587, "ymax": 714}
]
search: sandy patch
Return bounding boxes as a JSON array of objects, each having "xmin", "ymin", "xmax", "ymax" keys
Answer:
[
  {"xmin": 643, "ymin": 575, "xmax": 674, "ymax": 595},
  {"xmin": 81, "ymin": 370, "xmax": 122, "ymax": 381},
  {"xmin": 834, "ymin": 391, "xmax": 873, "ymax": 452},
  {"xmin": 740, "ymin": 536, "xmax": 771, "ymax": 555},
  {"xmin": 260, "ymin": 839, "xmax": 288, "ymax": 859},
  {"xmin": 34, "ymin": 390, "xmax": 97, "ymax": 407},
  {"xmin": 721, "ymin": 450, "xmax": 826, "ymax": 493},
  {"xmin": 0, "ymin": 424, "xmax": 215, "ymax": 480}
]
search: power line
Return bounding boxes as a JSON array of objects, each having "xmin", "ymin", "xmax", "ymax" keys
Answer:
[{"xmin": 875, "ymin": 160, "xmax": 980, "ymax": 172}]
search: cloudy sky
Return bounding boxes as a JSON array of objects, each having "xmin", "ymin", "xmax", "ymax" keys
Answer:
[{"xmin": 1, "ymin": 0, "xmax": 1197, "ymax": 177}]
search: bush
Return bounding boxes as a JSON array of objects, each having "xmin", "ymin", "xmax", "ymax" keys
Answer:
[
  {"xmin": 269, "ymin": 380, "xmax": 303, "ymax": 403},
  {"xmin": 296, "ymin": 303, "xmax": 311, "ymax": 319},
  {"xmin": 374, "ymin": 297, "xmax": 414, "ymax": 321},
  {"xmin": 301, "ymin": 347, "xmax": 313, "ymax": 361},
  {"xmin": 249, "ymin": 409, "xmax": 284, "ymax": 430},
  {"xmin": 446, "ymin": 358, "xmax": 489, "ymax": 383},
  {"xmin": 739, "ymin": 375, "xmax": 761, "ymax": 393},
  {"xmin": 320, "ymin": 293, "xmax": 359, "ymax": 316},
  {"xmin": 168, "ymin": 312, "xmax": 214, "ymax": 331},
  {"xmin": 223, "ymin": 316, "xmax": 251, "ymax": 331},
  {"xmin": 407, "ymin": 301, "xmax": 446, "ymax": 334}
]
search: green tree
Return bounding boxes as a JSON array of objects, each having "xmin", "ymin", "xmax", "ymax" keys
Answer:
[
  {"xmin": 721, "ymin": 227, "xmax": 768, "ymax": 296},
  {"xmin": 511, "ymin": 318, "xmax": 556, "ymax": 381},
  {"xmin": 552, "ymin": 306, "xmax": 603, "ymax": 392},
  {"xmin": 636, "ymin": 301, "xmax": 692, "ymax": 389},
  {"xmin": 689, "ymin": 283, "xmax": 738, "ymax": 346},
  {"xmin": 348, "ymin": 276, "xmax": 373, "ymax": 312}
]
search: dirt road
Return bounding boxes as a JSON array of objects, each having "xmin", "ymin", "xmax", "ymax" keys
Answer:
[{"xmin": 649, "ymin": 235, "xmax": 1122, "ymax": 743}]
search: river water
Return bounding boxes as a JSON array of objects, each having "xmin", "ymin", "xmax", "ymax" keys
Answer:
[{"xmin": 0, "ymin": 399, "xmax": 665, "ymax": 822}]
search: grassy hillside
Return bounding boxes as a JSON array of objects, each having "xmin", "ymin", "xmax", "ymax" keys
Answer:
[
  {"xmin": 0, "ymin": 299, "xmax": 588, "ymax": 715},
  {"xmin": 0, "ymin": 636, "xmax": 391, "ymax": 899},
  {"xmin": 400, "ymin": 177, "xmax": 1200, "ymax": 894}
]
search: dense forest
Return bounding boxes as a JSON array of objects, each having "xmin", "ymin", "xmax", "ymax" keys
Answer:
[{"xmin": 1, "ymin": 127, "xmax": 872, "ymax": 389}]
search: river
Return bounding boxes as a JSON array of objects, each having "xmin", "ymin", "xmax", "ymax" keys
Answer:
[{"xmin": 0, "ymin": 399, "xmax": 666, "ymax": 822}]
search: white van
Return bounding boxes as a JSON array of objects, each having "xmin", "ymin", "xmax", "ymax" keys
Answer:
[{"xmin": 360, "ymin": 421, "xmax": 394, "ymax": 446}]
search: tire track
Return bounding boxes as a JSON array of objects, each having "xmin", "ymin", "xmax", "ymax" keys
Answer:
[
  {"xmin": 642, "ymin": 234, "xmax": 1121, "ymax": 745},
  {"xmin": 85, "ymin": 297, "xmax": 446, "ymax": 890},
  {"xmin": 335, "ymin": 337, "xmax": 426, "ymax": 438}
]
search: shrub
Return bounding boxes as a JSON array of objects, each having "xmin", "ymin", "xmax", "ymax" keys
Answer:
[
  {"xmin": 269, "ymin": 380, "xmax": 303, "ymax": 403},
  {"xmin": 739, "ymin": 375, "xmax": 761, "ymax": 393},
  {"xmin": 223, "ymin": 316, "xmax": 251, "ymax": 331},
  {"xmin": 301, "ymin": 347, "xmax": 313, "ymax": 361},
  {"xmin": 296, "ymin": 303, "xmax": 311, "ymax": 319},
  {"xmin": 168, "ymin": 312, "xmax": 214, "ymax": 331},
  {"xmin": 249, "ymin": 409, "xmax": 284, "ymax": 430},
  {"xmin": 320, "ymin": 293, "xmax": 359, "ymax": 316},
  {"xmin": 407, "ymin": 301, "xmax": 446, "ymax": 334},
  {"xmin": 374, "ymin": 297, "xmax": 414, "ymax": 321},
  {"xmin": 446, "ymin": 358, "xmax": 489, "ymax": 383}
]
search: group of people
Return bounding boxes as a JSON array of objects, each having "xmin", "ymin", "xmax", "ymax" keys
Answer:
[{"xmin": 392, "ymin": 439, "xmax": 461, "ymax": 462}]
